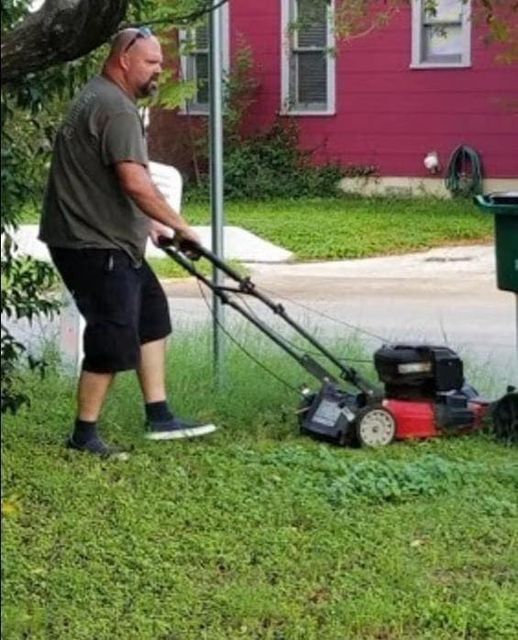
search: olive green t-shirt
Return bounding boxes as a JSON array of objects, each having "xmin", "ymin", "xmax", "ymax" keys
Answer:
[{"xmin": 39, "ymin": 75, "xmax": 150, "ymax": 263}]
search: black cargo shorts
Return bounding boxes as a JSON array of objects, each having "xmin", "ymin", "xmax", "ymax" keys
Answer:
[{"xmin": 50, "ymin": 247, "xmax": 172, "ymax": 373}]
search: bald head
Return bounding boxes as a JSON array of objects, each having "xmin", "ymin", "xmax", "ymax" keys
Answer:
[
  {"xmin": 108, "ymin": 29, "xmax": 150, "ymax": 60},
  {"xmin": 103, "ymin": 28, "xmax": 163, "ymax": 100}
]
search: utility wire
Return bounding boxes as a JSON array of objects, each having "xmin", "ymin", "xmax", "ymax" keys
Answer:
[
  {"xmin": 234, "ymin": 291, "xmax": 373, "ymax": 365},
  {"xmin": 194, "ymin": 278, "xmax": 300, "ymax": 393},
  {"xmin": 252, "ymin": 284, "xmax": 390, "ymax": 344}
]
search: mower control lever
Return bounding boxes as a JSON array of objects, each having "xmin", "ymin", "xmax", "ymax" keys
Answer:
[{"xmin": 157, "ymin": 235, "xmax": 203, "ymax": 261}]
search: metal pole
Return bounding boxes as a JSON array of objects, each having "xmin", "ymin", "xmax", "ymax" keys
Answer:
[{"xmin": 208, "ymin": 0, "xmax": 225, "ymax": 382}]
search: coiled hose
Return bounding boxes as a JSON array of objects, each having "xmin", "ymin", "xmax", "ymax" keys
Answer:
[{"xmin": 444, "ymin": 145, "xmax": 483, "ymax": 197}]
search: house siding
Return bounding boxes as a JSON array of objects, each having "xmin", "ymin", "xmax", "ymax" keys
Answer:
[{"xmin": 149, "ymin": 1, "xmax": 518, "ymax": 179}]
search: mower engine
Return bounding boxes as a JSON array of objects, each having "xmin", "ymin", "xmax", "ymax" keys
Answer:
[{"xmin": 371, "ymin": 344, "xmax": 489, "ymax": 444}]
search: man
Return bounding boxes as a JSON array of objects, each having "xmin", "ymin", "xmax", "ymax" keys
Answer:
[{"xmin": 39, "ymin": 28, "xmax": 216, "ymax": 456}]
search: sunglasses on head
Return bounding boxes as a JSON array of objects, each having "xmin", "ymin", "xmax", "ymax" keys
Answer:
[{"xmin": 123, "ymin": 26, "xmax": 153, "ymax": 53}]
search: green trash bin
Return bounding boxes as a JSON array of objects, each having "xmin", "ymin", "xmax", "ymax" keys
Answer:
[
  {"xmin": 474, "ymin": 191, "xmax": 518, "ymax": 441},
  {"xmin": 474, "ymin": 192, "xmax": 518, "ymax": 293}
]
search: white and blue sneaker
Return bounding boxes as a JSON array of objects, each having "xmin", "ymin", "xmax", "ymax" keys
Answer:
[{"xmin": 145, "ymin": 416, "xmax": 217, "ymax": 440}]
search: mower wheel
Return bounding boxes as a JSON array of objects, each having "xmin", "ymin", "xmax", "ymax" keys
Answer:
[
  {"xmin": 491, "ymin": 391, "xmax": 518, "ymax": 444},
  {"xmin": 356, "ymin": 405, "xmax": 396, "ymax": 447}
]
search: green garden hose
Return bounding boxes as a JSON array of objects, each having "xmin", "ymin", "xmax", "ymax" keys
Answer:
[{"xmin": 444, "ymin": 145, "xmax": 483, "ymax": 197}]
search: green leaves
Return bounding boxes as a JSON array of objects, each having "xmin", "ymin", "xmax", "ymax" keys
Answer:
[
  {"xmin": 154, "ymin": 74, "xmax": 197, "ymax": 110},
  {"xmin": 204, "ymin": 119, "xmax": 350, "ymax": 200}
]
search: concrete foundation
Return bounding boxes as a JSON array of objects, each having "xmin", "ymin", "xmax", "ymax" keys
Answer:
[{"xmin": 340, "ymin": 176, "xmax": 518, "ymax": 199}]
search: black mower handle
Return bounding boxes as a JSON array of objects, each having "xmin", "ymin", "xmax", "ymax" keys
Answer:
[
  {"xmin": 157, "ymin": 234, "xmax": 378, "ymax": 396},
  {"xmin": 157, "ymin": 235, "xmax": 245, "ymax": 282},
  {"xmin": 157, "ymin": 235, "xmax": 205, "ymax": 261}
]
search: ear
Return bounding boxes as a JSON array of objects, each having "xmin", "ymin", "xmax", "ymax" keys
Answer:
[{"xmin": 119, "ymin": 53, "xmax": 131, "ymax": 72}]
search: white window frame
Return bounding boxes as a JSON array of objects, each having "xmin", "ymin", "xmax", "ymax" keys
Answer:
[
  {"xmin": 411, "ymin": 0, "xmax": 471, "ymax": 68},
  {"xmin": 281, "ymin": 0, "xmax": 336, "ymax": 116},
  {"xmin": 179, "ymin": 3, "xmax": 230, "ymax": 115}
]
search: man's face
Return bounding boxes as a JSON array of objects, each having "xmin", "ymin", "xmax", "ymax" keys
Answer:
[{"xmin": 124, "ymin": 37, "xmax": 163, "ymax": 100}]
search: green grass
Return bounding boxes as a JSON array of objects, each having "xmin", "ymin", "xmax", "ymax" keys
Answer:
[
  {"xmin": 147, "ymin": 256, "xmax": 208, "ymax": 279},
  {"xmin": 2, "ymin": 329, "xmax": 517, "ymax": 640},
  {"xmin": 182, "ymin": 197, "xmax": 493, "ymax": 260},
  {"xmin": 148, "ymin": 257, "xmax": 247, "ymax": 280},
  {"xmin": 19, "ymin": 196, "xmax": 492, "ymax": 262}
]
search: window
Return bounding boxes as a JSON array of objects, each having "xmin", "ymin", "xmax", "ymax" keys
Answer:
[
  {"xmin": 183, "ymin": 23, "xmax": 210, "ymax": 111},
  {"xmin": 180, "ymin": 6, "xmax": 229, "ymax": 114},
  {"xmin": 281, "ymin": 0, "xmax": 335, "ymax": 115},
  {"xmin": 412, "ymin": 0, "xmax": 471, "ymax": 68}
]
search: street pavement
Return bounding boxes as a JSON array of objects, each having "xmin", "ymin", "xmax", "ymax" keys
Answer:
[
  {"xmin": 6, "ymin": 226, "xmax": 517, "ymax": 388},
  {"xmin": 163, "ymin": 243, "xmax": 517, "ymax": 389}
]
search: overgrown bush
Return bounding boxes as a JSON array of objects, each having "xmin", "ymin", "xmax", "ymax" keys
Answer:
[
  {"xmin": 1, "ymin": 71, "xmax": 61, "ymax": 414},
  {"xmin": 188, "ymin": 118, "xmax": 373, "ymax": 201},
  {"xmin": 222, "ymin": 119, "xmax": 345, "ymax": 200},
  {"xmin": 182, "ymin": 43, "xmax": 376, "ymax": 201}
]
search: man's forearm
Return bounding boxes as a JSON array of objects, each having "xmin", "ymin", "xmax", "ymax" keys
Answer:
[
  {"xmin": 131, "ymin": 187, "xmax": 191, "ymax": 235},
  {"xmin": 115, "ymin": 161, "xmax": 192, "ymax": 236}
]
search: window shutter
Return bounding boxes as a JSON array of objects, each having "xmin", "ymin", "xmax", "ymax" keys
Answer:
[
  {"xmin": 298, "ymin": 22, "xmax": 326, "ymax": 48},
  {"xmin": 195, "ymin": 24, "xmax": 209, "ymax": 50},
  {"xmin": 297, "ymin": 52, "xmax": 327, "ymax": 104},
  {"xmin": 195, "ymin": 53, "xmax": 209, "ymax": 104},
  {"xmin": 297, "ymin": 0, "xmax": 327, "ymax": 48}
]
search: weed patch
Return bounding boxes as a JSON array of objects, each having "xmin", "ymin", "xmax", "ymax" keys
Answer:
[{"xmin": 2, "ymin": 332, "xmax": 517, "ymax": 639}]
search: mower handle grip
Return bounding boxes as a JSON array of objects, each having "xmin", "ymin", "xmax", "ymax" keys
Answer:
[{"xmin": 157, "ymin": 235, "xmax": 205, "ymax": 261}]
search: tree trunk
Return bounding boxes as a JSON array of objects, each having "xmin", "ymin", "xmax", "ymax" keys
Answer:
[{"xmin": 1, "ymin": 0, "xmax": 129, "ymax": 85}]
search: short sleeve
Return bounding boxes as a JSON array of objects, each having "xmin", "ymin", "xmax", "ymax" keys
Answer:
[{"xmin": 101, "ymin": 111, "xmax": 148, "ymax": 166}]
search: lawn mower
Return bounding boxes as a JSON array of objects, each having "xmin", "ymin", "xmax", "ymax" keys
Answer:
[{"xmin": 160, "ymin": 237, "xmax": 492, "ymax": 447}]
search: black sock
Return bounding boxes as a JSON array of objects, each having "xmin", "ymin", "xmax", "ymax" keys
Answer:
[
  {"xmin": 145, "ymin": 401, "xmax": 174, "ymax": 423},
  {"xmin": 72, "ymin": 419, "xmax": 98, "ymax": 445}
]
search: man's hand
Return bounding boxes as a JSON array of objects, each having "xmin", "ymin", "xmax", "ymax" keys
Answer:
[
  {"xmin": 149, "ymin": 220, "xmax": 173, "ymax": 247},
  {"xmin": 175, "ymin": 226, "xmax": 202, "ymax": 249},
  {"xmin": 174, "ymin": 228, "xmax": 203, "ymax": 259}
]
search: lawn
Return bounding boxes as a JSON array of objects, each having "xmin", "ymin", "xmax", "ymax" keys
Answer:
[
  {"xmin": 2, "ymin": 329, "xmax": 516, "ymax": 640},
  {"xmin": 19, "ymin": 196, "xmax": 492, "ymax": 262},
  {"xmin": 182, "ymin": 197, "xmax": 492, "ymax": 260}
]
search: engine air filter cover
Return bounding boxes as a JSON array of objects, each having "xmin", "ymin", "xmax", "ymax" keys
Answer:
[{"xmin": 374, "ymin": 344, "xmax": 464, "ymax": 392}]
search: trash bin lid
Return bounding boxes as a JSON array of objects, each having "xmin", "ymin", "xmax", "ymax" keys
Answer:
[
  {"xmin": 474, "ymin": 192, "xmax": 518, "ymax": 214},
  {"xmin": 487, "ymin": 192, "xmax": 518, "ymax": 205}
]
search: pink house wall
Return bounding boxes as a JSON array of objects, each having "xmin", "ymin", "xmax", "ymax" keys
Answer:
[{"xmin": 150, "ymin": 1, "xmax": 518, "ymax": 179}]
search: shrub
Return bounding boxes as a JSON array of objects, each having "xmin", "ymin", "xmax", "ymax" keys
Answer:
[
  {"xmin": 182, "ymin": 42, "xmax": 376, "ymax": 201},
  {"xmin": 189, "ymin": 119, "xmax": 364, "ymax": 200}
]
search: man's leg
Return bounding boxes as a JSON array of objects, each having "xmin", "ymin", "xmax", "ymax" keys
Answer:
[
  {"xmin": 68, "ymin": 369, "xmax": 124, "ymax": 455},
  {"xmin": 49, "ymin": 248, "xmax": 139, "ymax": 456},
  {"xmin": 78, "ymin": 370, "xmax": 114, "ymax": 421},
  {"xmin": 137, "ymin": 261, "xmax": 217, "ymax": 440},
  {"xmin": 68, "ymin": 369, "xmax": 116, "ymax": 452},
  {"xmin": 137, "ymin": 336, "xmax": 216, "ymax": 440},
  {"xmin": 137, "ymin": 337, "xmax": 178, "ymax": 427},
  {"xmin": 136, "ymin": 337, "xmax": 167, "ymax": 404}
]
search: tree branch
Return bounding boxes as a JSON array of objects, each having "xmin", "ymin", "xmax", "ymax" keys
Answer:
[
  {"xmin": 124, "ymin": 0, "xmax": 231, "ymax": 29},
  {"xmin": 1, "ymin": 0, "xmax": 129, "ymax": 85}
]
